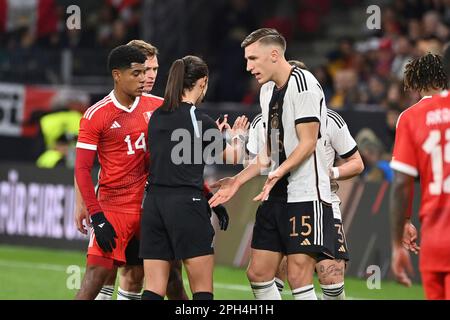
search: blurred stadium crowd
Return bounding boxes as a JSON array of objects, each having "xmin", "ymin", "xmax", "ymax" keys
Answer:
[{"xmin": 0, "ymin": 0, "xmax": 449, "ymax": 182}]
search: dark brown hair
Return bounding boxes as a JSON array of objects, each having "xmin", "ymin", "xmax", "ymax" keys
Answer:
[
  {"xmin": 162, "ymin": 56, "xmax": 209, "ymax": 111},
  {"xmin": 107, "ymin": 45, "xmax": 146, "ymax": 72},
  {"xmin": 404, "ymin": 53, "xmax": 448, "ymax": 92},
  {"xmin": 241, "ymin": 28, "xmax": 286, "ymax": 52}
]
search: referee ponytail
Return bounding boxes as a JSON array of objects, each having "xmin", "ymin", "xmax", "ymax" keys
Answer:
[{"xmin": 162, "ymin": 56, "xmax": 209, "ymax": 112}]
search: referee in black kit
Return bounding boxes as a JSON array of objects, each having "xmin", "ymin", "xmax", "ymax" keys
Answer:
[{"xmin": 140, "ymin": 55, "xmax": 244, "ymax": 300}]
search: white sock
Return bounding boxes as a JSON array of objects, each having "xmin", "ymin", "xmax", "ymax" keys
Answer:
[
  {"xmin": 250, "ymin": 279, "xmax": 282, "ymax": 300},
  {"xmin": 274, "ymin": 277, "xmax": 285, "ymax": 293},
  {"xmin": 117, "ymin": 287, "xmax": 141, "ymax": 300},
  {"xmin": 320, "ymin": 282, "xmax": 345, "ymax": 300},
  {"xmin": 292, "ymin": 284, "xmax": 317, "ymax": 300},
  {"xmin": 95, "ymin": 285, "xmax": 114, "ymax": 300}
]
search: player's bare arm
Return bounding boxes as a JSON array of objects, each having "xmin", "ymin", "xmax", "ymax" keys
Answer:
[
  {"xmin": 390, "ymin": 171, "xmax": 417, "ymax": 249},
  {"xmin": 390, "ymin": 170, "xmax": 417, "ymax": 286},
  {"xmin": 331, "ymin": 151, "xmax": 364, "ymax": 181},
  {"xmin": 254, "ymin": 121, "xmax": 319, "ymax": 201},
  {"xmin": 74, "ymin": 178, "xmax": 90, "ymax": 234},
  {"xmin": 209, "ymin": 151, "xmax": 270, "ymax": 207}
]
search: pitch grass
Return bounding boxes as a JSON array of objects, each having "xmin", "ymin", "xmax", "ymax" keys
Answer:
[{"xmin": 0, "ymin": 245, "xmax": 424, "ymax": 300}]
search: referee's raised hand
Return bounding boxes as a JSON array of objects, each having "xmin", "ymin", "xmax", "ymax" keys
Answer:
[
  {"xmin": 229, "ymin": 116, "xmax": 249, "ymax": 139},
  {"xmin": 216, "ymin": 114, "xmax": 230, "ymax": 132}
]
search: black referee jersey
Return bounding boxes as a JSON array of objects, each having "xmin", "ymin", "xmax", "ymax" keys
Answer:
[{"xmin": 147, "ymin": 102, "xmax": 225, "ymax": 191}]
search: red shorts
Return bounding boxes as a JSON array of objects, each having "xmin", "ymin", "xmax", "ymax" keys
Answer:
[
  {"xmin": 421, "ymin": 271, "xmax": 450, "ymax": 300},
  {"xmin": 87, "ymin": 210, "xmax": 141, "ymax": 268}
]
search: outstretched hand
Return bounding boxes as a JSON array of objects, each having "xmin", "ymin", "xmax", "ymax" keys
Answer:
[
  {"xmin": 208, "ymin": 177, "xmax": 240, "ymax": 207},
  {"xmin": 253, "ymin": 168, "xmax": 284, "ymax": 202}
]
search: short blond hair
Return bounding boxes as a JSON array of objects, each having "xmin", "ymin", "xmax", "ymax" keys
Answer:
[
  {"xmin": 127, "ymin": 40, "xmax": 159, "ymax": 58},
  {"xmin": 288, "ymin": 60, "xmax": 308, "ymax": 70}
]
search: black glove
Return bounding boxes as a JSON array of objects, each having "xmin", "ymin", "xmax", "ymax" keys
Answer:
[
  {"xmin": 206, "ymin": 192, "xmax": 230, "ymax": 231},
  {"xmin": 91, "ymin": 212, "xmax": 117, "ymax": 253},
  {"xmin": 212, "ymin": 203, "xmax": 229, "ymax": 231}
]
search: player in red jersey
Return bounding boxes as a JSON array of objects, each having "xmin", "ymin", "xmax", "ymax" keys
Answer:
[
  {"xmin": 84, "ymin": 40, "xmax": 189, "ymax": 300},
  {"xmin": 390, "ymin": 52, "xmax": 449, "ymax": 299},
  {"xmin": 74, "ymin": 42, "xmax": 234, "ymax": 300},
  {"xmin": 74, "ymin": 45, "xmax": 156, "ymax": 299}
]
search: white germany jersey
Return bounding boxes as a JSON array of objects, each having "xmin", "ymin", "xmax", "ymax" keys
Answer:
[
  {"xmin": 249, "ymin": 109, "xmax": 357, "ymax": 206},
  {"xmin": 247, "ymin": 113, "xmax": 265, "ymax": 156},
  {"xmin": 325, "ymin": 109, "xmax": 358, "ymax": 204},
  {"xmin": 259, "ymin": 67, "xmax": 331, "ymax": 204}
]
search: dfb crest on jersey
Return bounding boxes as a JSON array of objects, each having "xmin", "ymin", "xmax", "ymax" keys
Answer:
[{"xmin": 143, "ymin": 111, "xmax": 153, "ymax": 124}]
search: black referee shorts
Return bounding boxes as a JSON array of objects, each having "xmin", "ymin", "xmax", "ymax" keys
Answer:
[{"xmin": 140, "ymin": 186, "xmax": 215, "ymax": 261}]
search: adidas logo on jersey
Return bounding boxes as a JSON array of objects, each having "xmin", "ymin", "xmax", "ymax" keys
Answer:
[
  {"xmin": 98, "ymin": 223, "xmax": 105, "ymax": 228},
  {"xmin": 110, "ymin": 121, "xmax": 121, "ymax": 129},
  {"xmin": 300, "ymin": 238, "xmax": 311, "ymax": 246},
  {"xmin": 338, "ymin": 245, "xmax": 346, "ymax": 253}
]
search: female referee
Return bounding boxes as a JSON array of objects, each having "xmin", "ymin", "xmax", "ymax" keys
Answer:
[{"xmin": 140, "ymin": 55, "xmax": 244, "ymax": 300}]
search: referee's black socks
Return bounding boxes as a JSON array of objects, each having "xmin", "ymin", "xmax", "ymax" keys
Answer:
[
  {"xmin": 141, "ymin": 290, "xmax": 164, "ymax": 300},
  {"xmin": 193, "ymin": 292, "xmax": 213, "ymax": 300},
  {"xmin": 141, "ymin": 290, "xmax": 213, "ymax": 300}
]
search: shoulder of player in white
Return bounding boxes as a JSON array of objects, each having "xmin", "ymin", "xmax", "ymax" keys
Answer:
[
  {"xmin": 290, "ymin": 68, "xmax": 321, "ymax": 94},
  {"xmin": 142, "ymin": 93, "xmax": 164, "ymax": 101},
  {"xmin": 327, "ymin": 109, "xmax": 346, "ymax": 129},
  {"xmin": 251, "ymin": 113, "xmax": 263, "ymax": 129}
]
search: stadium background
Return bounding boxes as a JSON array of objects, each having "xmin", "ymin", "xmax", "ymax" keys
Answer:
[{"xmin": 1, "ymin": 0, "xmax": 448, "ymax": 299}]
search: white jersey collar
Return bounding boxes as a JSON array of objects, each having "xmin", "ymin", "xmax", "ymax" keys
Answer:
[{"xmin": 110, "ymin": 90, "xmax": 140, "ymax": 113}]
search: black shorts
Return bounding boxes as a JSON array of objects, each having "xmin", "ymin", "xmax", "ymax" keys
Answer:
[
  {"xmin": 286, "ymin": 201, "xmax": 335, "ymax": 259},
  {"xmin": 317, "ymin": 218, "xmax": 349, "ymax": 262},
  {"xmin": 125, "ymin": 236, "xmax": 143, "ymax": 266},
  {"xmin": 139, "ymin": 187, "xmax": 215, "ymax": 261},
  {"xmin": 251, "ymin": 200, "xmax": 288, "ymax": 253}
]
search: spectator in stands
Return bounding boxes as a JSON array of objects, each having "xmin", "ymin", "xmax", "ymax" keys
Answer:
[
  {"xmin": 36, "ymin": 132, "xmax": 76, "ymax": 169},
  {"xmin": 422, "ymin": 11, "xmax": 441, "ymax": 38},
  {"xmin": 312, "ymin": 65, "xmax": 334, "ymax": 102},
  {"xmin": 209, "ymin": 0, "xmax": 257, "ymax": 102},
  {"xmin": 357, "ymin": 128, "xmax": 393, "ymax": 182},
  {"xmin": 391, "ymin": 36, "xmax": 414, "ymax": 80},
  {"xmin": 329, "ymin": 69, "xmax": 359, "ymax": 110},
  {"xmin": 384, "ymin": 103, "xmax": 402, "ymax": 153},
  {"xmin": 364, "ymin": 75, "xmax": 388, "ymax": 107}
]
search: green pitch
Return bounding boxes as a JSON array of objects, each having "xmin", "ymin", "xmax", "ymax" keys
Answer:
[{"xmin": 0, "ymin": 245, "xmax": 424, "ymax": 300}]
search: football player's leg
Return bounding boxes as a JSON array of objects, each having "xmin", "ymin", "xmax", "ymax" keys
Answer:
[{"xmin": 167, "ymin": 260, "xmax": 189, "ymax": 300}]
